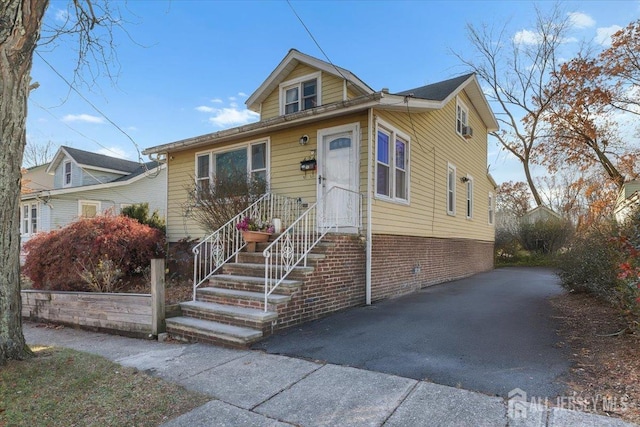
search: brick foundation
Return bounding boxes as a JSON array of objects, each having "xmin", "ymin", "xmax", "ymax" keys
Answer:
[{"xmin": 371, "ymin": 234, "xmax": 494, "ymax": 301}]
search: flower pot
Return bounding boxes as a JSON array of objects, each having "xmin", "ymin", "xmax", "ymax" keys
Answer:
[{"xmin": 242, "ymin": 230, "xmax": 271, "ymax": 252}]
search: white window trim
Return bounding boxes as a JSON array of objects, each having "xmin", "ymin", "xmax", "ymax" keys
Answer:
[
  {"xmin": 466, "ymin": 175, "xmax": 474, "ymax": 219},
  {"xmin": 374, "ymin": 118, "xmax": 410, "ymax": 205},
  {"xmin": 78, "ymin": 200, "xmax": 101, "ymax": 218},
  {"xmin": 194, "ymin": 138, "xmax": 271, "ymax": 193},
  {"xmin": 447, "ymin": 163, "xmax": 456, "ymax": 216},
  {"xmin": 63, "ymin": 160, "xmax": 72, "ymax": 188},
  {"xmin": 21, "ymin": 202, "xmax": 38, "ymax": 235},
  {"xmin": 456, "ymin": 97, "xmax": 469, "ymax": 138},
  {"xmin": 488, "ymin": 192, "xmax": 495, "ymax": 226},
  {"xmin": 279, "ymin": 71, "xmax": 322, "ymax": 115}
]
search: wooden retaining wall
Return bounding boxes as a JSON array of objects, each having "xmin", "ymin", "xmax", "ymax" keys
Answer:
[
  {"xmin": 21, "ymin": 291, "xmax": 153, "ymax": 336},
  {"xmin": 21, "ymin": 259, "xmax": 166, "ymax": 338}
]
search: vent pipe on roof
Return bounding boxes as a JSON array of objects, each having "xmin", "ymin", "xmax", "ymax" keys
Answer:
[{"xmin": 381, "ymin": 88, "xmax": 389, "ymax": 94}]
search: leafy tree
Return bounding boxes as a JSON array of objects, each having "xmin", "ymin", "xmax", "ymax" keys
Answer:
[{"xmin": 1, "ymin": 0, "xmax": 125, "ymax": 364}]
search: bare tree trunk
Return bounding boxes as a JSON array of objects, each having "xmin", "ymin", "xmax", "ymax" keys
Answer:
[{"xmin": 0, "ymin": 0, "xmax": 49, "ymax": 364}]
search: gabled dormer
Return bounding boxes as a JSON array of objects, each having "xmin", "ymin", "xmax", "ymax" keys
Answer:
[
  {"xmin": 246, "ymin": 49, "xmax": 374, "ymax": 121},
  {"xmin": 46, "ymin": 146, "xmax": 142, "ymax": 189}
]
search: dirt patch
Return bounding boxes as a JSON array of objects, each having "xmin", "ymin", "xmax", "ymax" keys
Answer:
[{"xmin": 551, "ymin": 292, "xmax": 640, "ymax": 424}]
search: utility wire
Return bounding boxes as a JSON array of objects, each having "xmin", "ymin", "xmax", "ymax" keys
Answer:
[
  {"xmin": 286, "ymin": 0, "xmax": 351, "ymax": 84},
  {"xmin": 35, "ymin": 51, "xmax": 146, "ymax": 166}
]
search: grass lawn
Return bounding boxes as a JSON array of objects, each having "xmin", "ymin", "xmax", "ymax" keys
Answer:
[{"xmin": 0, "ymin": 346, "xmax": 210, "ymax": 427}]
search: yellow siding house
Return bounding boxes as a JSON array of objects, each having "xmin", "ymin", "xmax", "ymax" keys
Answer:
[{"xmin": 143, "ymin": 49, "xmax": 499, "ymax": 345}]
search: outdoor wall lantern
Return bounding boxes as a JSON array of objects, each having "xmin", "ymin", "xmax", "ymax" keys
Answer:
[
  {"xmin": 460, "ymin": 176, "xmax": 470, "ymax": 183},
  {"xmin": 299, "ymin": 135, "xmax": 309, "ymax": 145}
]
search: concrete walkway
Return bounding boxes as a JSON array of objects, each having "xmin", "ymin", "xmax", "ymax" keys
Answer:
[{"xmin": 24, "ymin": 322, "xmax": 636, "ymax": 427}]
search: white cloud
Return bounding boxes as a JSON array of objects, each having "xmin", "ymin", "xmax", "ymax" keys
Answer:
[
  {"xmin": 229, "ymin": 102, "xmax": 238, "ymax": 108},
  {"xmin": 208, "ymin": 108, "xmax": 259, "ymax": 128},
  {"xmin": 596, "ymin": 25, "xmax": 622, "ymax": 46},
  {"xmin": 97, "ymin": 146, "xmax": 130, "ymax": 159},
  {"xmin": 211, "ymin": 98, "xmax": 223, "ymax": 103},
  {"xmin": 62, "ymin": 114, "xmax": 104, "ymax": 124},
  {"xmin": 568, "ymin": 12, "xmax": 595, "ymax": 29},
  {"xmin": 238, "ymin": 92, "xmax": 248, "ymax": 97},
  {"xmin": 228, "ymin": 96, "xmax": 237, "ymax": 101},
  {"xmin": 196, "ymin": 105, "xmax": 216, "ymax": 113},
  {"xmin": 513, "ymin": 29, "xmax": 541, "ymax": 45},
  {"xmin": 126, "ymin": 126, "xmax": 138, "ymax": 131},
  {"xmin": 54, "ymin": 9, "xmax": 69, "ymax": 22}
]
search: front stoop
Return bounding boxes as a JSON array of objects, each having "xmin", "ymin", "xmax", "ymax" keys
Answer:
[
  {"xmin": 166, "ymin": 234, "xmax": 363, "ymax": 348},
  {"xmin": 165, "ymin": 237, "xmax": 323, "ymax": 347}
]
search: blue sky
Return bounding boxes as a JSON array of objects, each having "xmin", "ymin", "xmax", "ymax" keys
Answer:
[{"xmin": 27, "ymin": 0, "xmax": 640, "ymax": 184}]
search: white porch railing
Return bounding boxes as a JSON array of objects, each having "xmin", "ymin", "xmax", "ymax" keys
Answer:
[
  {"xmin": 192, "ymin": 193, "xmax": 302, "ymax": 300},
  {"xmin": 262, "ymin": 186, "xmax": 363, "ymax": 311}
]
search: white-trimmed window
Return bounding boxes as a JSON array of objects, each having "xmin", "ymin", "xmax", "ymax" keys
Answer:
[
  {"xmin": 456, "ymin": 98, "xmax": 469, "ymax": 136},
  {"xmin": 195, "ymin": 139, "xmax": 269, "ymax": 197},
  {"xmin": 447, "ymin": 163, "xmax": 456, "ymax": 216},
  {"xmin": 79, "ymin": 200, "xmax": 101, "ymax": 218},
  {"xmin": 63, "ymin": 160, "xmax": 72, "ymax": 187},
  {"xmin": 21, "ymin": 203, "xmax": 38, "ymax": 235},
  {"xmin": 488, "ymin": 192, "xmax": 495, "ymax": 225},
  {"xmin": 375, "ymin": 121, "xmax": 410, "ymax": 202},
  {"xmin": 280, "ymin": 72, "xmax": 321, "ymax": 115},
  {"xmin": 466, "ymin": 176, "xmax": 474, "ymax": 219}
]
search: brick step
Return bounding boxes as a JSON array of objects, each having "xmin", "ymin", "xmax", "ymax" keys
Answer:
[
  {"xmin": 222, "ymin": 263, "xmax": 314, "ymax": 280},
  {"xmin": 180, "ymin": 300, "xmax": 277, "ymax": 333},
  {"xmin": 165, "ymin": 316, "xmax": 263, "ymax": 348},
  {"xmin": 209, "ymin": 274, "xmax": 302, "ymax": 294},
  {"xmin": 197, "ymin": 287, "xmax": 291, "ymax": 311}
]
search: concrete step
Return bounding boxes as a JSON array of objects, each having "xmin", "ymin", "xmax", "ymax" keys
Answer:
[
  {"xmin": 222, "ymin": 263, "xmax": 314, "ymax": 280},
  {"xmin": 166, "ymin": 316, "xmax": 263, "ymax": 348},
  {"xmin": 180, "ymin": 300, "xmax": 277, "ymax": 333},
  {"xmin": 197, "ymin": 287, "xmax": 291, "ymax": 310},
  {"xmin": 209, "ymin": 274, "xmax": 302, "ymax": 294}
]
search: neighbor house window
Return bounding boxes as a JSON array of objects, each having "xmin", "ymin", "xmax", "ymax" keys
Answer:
[
  {"xmin": 447, "ymin": 163, "xmax": 456, "ymax": 216},
  {"xmin": 466, "ymin": 176, "xmax": 474, "ymax": 219},
  {"xmin": 21, "ymin": 203, "xmax": 38, "ymax": 235},
  {"xmin": 456, "ymin": 98, "xmax": 469, "ymax": 136},
  {"xmin": 196, "ymin": 139, "xmax": 269, "ymax": 195},
  {"xmin": 280, "ymin": 72, "xmax": 321, "ymax": 115},
  {"xmin": 488, "ymin": 192, "xmax": 495, "ymax": 225},
  {"xmin": 79, "ymin": 200, "xmax": 101, "ymax": 218},
  {"xmin": 63, "ymin": 160, "xmax": 72, "ymax": 187},
  {"xmin": 376, "ymin": 120, "xmax": 410, "ymax": 202}
]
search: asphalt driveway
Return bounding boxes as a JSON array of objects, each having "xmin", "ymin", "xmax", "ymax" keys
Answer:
[{"xmin": 253, "ymin": 267, "xmax": 571, "ymax": 399}]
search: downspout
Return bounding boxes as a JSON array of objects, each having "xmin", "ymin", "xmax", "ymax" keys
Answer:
[{"xmin": 366, "ymin": 108, "xmax": 373, "ymax": 305}]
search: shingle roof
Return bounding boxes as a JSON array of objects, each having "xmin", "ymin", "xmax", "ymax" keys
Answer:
[
  {"xmin": 395, "ymin": 73, "xmax": 475, "ymax": 101},
  {"xmin": 111, "ymin": 161, "xmax": 160, "ymax": 182},
  {"xmin": 62, "ymin": 146, "xmax": 142, "ymax": 174}
]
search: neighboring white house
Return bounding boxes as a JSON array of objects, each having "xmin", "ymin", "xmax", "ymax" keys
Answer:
[
  {"xmin": 615, "ymin": 181, "xmax": 640, "ymax": 223},
  {"xmin": 20, "ymin": 146, "xmax": 167, "ymax": 243},
  {"xmin": 521, "ymin": 205, "xmax": 562, "ymax": 224}
]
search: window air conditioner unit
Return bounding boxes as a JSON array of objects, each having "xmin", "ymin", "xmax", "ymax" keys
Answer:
[{"xmin": 462, "ymin": 126, "xmax": 473, "ymax": 139}]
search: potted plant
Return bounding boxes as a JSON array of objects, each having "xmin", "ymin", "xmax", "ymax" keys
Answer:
[{"xmin": 236, "ymin": 216, "xmax": 275, "ymax": 251}]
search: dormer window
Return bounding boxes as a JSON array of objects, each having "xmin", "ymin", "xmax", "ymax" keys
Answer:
[
  {"xmin": 63, "ymin": 160, "xmax": 72, "ymax": 187},
  {"xmin": 280, "ymin": 72, "xmax": 321, "ymax": 115}
]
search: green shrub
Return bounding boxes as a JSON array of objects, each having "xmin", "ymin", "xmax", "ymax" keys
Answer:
[
  {"xmin": 23, "ymin": 214, "xmax": 165, "ymax": 291},
  {"xmin": 518, "ymin": 218, "xmax": 573, "ymax": 254},
  {"xmin": 121, "ymin": 203, "xmax": 166, "ymax": 233}
]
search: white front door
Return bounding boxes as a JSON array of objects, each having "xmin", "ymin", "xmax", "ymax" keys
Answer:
[{"xmin": 317, "ymin": 123, "xmax": 359, "ymax": 230}]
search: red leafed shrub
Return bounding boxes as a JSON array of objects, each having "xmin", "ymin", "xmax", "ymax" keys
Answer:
[{"xmin": 23, "ymin": 214, "xmax": 166, "ymax": 291}]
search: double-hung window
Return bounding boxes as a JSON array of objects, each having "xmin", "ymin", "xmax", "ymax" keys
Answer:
[
  {"xmin": 196, "ymin": 140, "xmax": 269, "ymax": 197},
  {"xmin": 375, "ymin": 121, "xmax": 409, "ymax": 202},
  {"xmin": 456, "ymin": 98, "xmax": 469, "ymax": 136},
  {"xmin": 79, "ymin": 200, "xmax": 101, "ymax": 218},
  {"xmin": 280, "ymin": 72, "xmax": 320, "ymax": 115},
  {"xmin": 466, "ymin": 176, "xmax": 474, "ymax": 219},
  {"xmin": 447, "ymin": 163, "xmax": 456, "ymax": 216},
  {"xmin": 21, "ymin": 203, "xmax": 38, "ymax": 235},
  {"xmin": 63, "ymin": 160, "xmax": 72, "ymax": 187}
]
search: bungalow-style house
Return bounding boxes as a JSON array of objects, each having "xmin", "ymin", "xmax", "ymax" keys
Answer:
[
  {"xmin": 614, "ymin": 180, "xmax": 640, "ymax": 223},
  {"xmin": 20, "ymin": 146, "xmax": 166, "ymax": 243},
  {"xmin": 142, "ymin": 49, "xmax": 498, "ymax": 346},
  {"xmin": 521, "ymin": 205, "xmax": 562, "ymax": 224}
]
